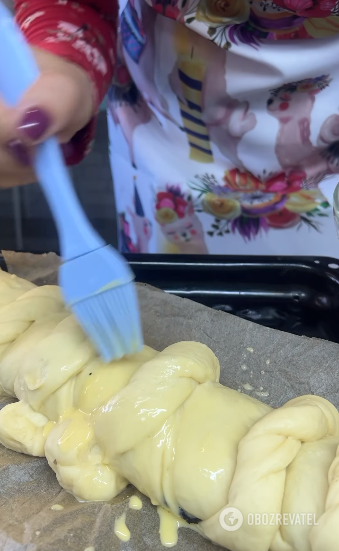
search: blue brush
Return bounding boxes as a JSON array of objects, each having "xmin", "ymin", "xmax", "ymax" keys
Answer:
[{"xmin": 0, "ymin": 4, "xmax": 143, "ymax": 361}]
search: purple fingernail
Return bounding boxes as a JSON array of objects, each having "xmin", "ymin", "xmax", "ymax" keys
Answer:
[
  {"xmin": 18, "ymin": 107, "xmax": 51, "ymax": 141},
  {"xmin": 7, "ymin": 139, "xmax": 31, "ymax": 166}
]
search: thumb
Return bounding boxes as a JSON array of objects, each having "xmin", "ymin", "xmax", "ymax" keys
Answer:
[{"xmin": 11, "ymin": 61, "xmax": 94, "ymax": 146}]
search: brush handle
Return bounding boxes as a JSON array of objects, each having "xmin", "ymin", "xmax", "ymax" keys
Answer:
[{"xmin": 0, "ymin": 5, "xmax": 105, "ymax": 260}]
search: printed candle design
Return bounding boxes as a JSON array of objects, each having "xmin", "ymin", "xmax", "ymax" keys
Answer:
[{"xmin": 177, "ymin": 55, "xmax": 213, "ymax": 164}]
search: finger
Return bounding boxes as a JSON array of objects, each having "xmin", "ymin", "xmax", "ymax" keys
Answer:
[
  {"xmin": 7, "ymin": 50, "xmax": 94, "ymax": 146},
  {"xmin": 0, "ymin": 169, "xmax": 36, "ymax": 188},
  {"xmin": 16, "ymin": 73, "xmax": 93, "ymax": 145},
  {"xmin": 0, "ymin": 146, "xmax": 36, "ymax": 188},
  {"xmin": 0, "ymin": 96, "xmax": 33, "ymax": 170}
]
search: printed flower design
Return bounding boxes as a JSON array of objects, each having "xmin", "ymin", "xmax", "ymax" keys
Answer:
[
  {"xmin": 284, "ymin": 0, "xmax": 314, "ymax": 11},
  {"xmin": 185, "ymin": 0, "xmax": 339, "ymax": 47},
  {"xmin": 240, "ymin": 191, "xmax": 286, "ymax": 216},
  {"xmin": 202, "ymin": 193, "xmax": 241, "ymax": 219},
  {"xmin": 195, "ymin": 0, "xmax": 250, "ymax": 26},
  {"xmin": 230, "ymin": 216, "xmax": 269, "ymax": 241},
  {"xmin": 226, "ymin": 21, "xmax": 269, "ymax": 47},
  {"xmin": 223, "ymin": 168, "xmax": 264, "ymax": 191},
  {"xmin": 265, "ymin": 171, "xmax": 306, "ymax": 193},
  {"xmin": 265, "ymin": 209, "xmax": 301, "ymax": 228},
  {"xmin": 189, "ymin": 172, "xmax": 331, "ymax": 241},
  {"xmin": 273, "ymin": 0, "xmax": 337, "ymax": 17},
  {"xmin": 222, "ymin": 169, "xmax": 306, "ymax": 194},
  {"xmin": 155, "ymin": 185, "xmax": 190, "ymax": 224},
  {"xmin": 156, "ymin": 209, "xmax": 178, "ymax": 224},
  {"xmin": 284, "ymin": 189, "xmax": 326, "ymax": 213}
]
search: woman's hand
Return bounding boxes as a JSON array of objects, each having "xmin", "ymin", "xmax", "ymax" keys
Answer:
[{"xmin": 0, "ymin": 47, "xmax": 94, "ymax": 188}]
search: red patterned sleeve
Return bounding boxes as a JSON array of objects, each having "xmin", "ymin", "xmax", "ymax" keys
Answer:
[{"xmin": 14, "ymin": 0, "xmax": 118, "ymax": 164}]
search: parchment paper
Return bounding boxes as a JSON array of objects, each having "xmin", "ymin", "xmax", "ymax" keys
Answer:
[{"xmin": 1, "ymin": 251, "xmax": 339, "ymax": 551}]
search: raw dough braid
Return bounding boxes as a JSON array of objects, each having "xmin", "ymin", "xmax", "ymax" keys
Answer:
[{"xmin": 0, "ymin": 269, "xmax": 339, "ymax": 551}]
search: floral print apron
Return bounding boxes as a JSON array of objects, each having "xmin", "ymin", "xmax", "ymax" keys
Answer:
[{"xmin": 107, "ymin": 0, "xmax": 339, "ymax": 256}]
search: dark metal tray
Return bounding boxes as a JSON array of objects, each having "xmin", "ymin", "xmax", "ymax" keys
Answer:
[
  {"xmin": 3, "ymin": 251, "xmax": 339, "ymax": 343},
  {"xmin": 127, "ymin": 255, "xmax": 339, "ymax": 344}
]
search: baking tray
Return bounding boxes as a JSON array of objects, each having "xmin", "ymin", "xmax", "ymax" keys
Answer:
[
  {"xmin": 126, "ymin": 255, "xmax": 339, "ymax": 344},
  {"xmin": 3, "ymin": 250, "xmax": 339, "ymax": 343}
]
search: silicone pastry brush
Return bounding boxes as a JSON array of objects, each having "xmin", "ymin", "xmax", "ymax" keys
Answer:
[{"xmin": 0, "ymin": 4, "xmax": 143, "ymax": 361}]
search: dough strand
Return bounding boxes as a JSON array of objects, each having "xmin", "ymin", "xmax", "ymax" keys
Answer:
[{"xmin": 0, "ymin": 269, "xmax": 338, "ymax": 551}]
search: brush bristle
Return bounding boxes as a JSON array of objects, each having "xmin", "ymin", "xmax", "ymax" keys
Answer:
[{"xmin": 71, "ymin": 282, "xmax": 143, "ymax": 362}]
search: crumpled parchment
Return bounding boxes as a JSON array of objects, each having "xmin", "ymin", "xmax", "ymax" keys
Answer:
[{"xmin": 0, "ymin": 251, "xmax": 339, "ymax": 551}]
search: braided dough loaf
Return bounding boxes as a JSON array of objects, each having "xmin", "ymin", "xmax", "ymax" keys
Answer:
[{"xmin": 0, "ymin": 269, "xmax": 338, "ymax": 551}]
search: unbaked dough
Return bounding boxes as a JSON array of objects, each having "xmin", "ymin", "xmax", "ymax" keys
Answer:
[{"xmin": 0, "ymin": 269, "xmax": 338, "ymax": 551}]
